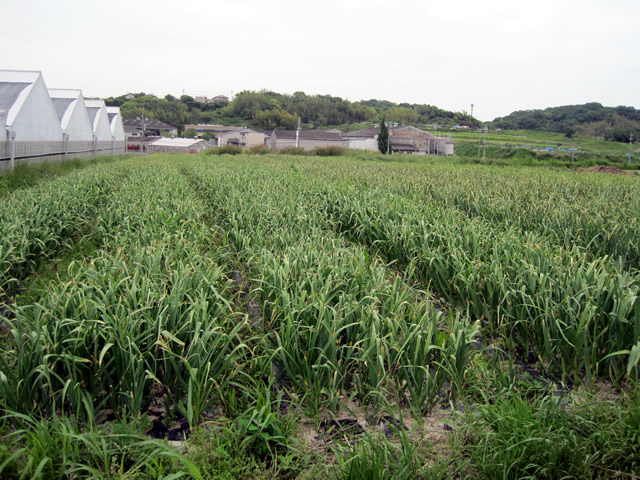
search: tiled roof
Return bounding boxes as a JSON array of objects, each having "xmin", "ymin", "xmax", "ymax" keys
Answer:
[
  {"xmin": 123, "ymin": 117, "xmax": 176, "ymax": 130},
  {"xmin": 342, "ymin": 127, "xmax": 379, "ymax": 138}
]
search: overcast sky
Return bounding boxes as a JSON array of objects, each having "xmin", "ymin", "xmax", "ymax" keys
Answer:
[{"xmin": 2, "ymin": 0, "xmax": 638, "ymax": 121}]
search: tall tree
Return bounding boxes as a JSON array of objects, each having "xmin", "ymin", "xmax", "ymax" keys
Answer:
[{"xmin": 378, "ymin": 117, "xmax": 389, "ymax": 154}]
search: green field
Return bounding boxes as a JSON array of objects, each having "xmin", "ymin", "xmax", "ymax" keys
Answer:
[
  {"xmin": 449, "ymin": 129, "xmax": 638, "ymax": 168},
  {"xmin": 1, "ymin": 153, "xmax": 639, "ymax": 479}
]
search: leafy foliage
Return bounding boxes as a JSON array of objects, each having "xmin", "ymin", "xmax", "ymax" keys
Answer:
[
  {"xmin": 106, "ymin": 89, "xmax": 481, "ymax": 134},
  {"xmin": 492, "ymin": 103, "xmax": 640, "ymax": 142}
]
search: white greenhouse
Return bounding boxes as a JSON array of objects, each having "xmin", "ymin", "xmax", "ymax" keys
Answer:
[
  {"xmin": 1, "ymin": 69, "xmax": 127, "ymax": 172},
  {"xmin": 1, "ymin": 70, "xmax": 64, "ymax": 171},
  {"xmin": 84, "ymin": 99, "xmax": 114, "ymax": 154},
  {"xmin": 48, "ymin": 88, "xmax": 94, "ymax": 156},
  {"xmin": 106, "ymin": 106, "xmax": 126, "ymax": 154}
]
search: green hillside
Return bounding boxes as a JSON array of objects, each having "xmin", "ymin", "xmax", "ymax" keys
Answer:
[
  {"xmin": 105, "ymin": 90, "xmax": 480, "ymax": 133},
  {"xmin": 491, "ymin": 103, "xmax": 640, "ymax": 143}
]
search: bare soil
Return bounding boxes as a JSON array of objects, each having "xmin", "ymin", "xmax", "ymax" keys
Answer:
[{"xmin": 576, "ymin": 165, "xmax": 638, "ymax": 176}]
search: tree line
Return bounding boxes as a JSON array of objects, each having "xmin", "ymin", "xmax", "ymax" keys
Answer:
[
  {"xmin": 492, "ymin": 103, "xmax": 640, "ymax": 142},
  {"xmin": 105, "ymin": 91, "xmax": 480, "ymax": 134}
]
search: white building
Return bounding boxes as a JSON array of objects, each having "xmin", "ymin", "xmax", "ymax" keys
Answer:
[
  {"xmin": 216, "ymin": 129, "xmax": 265, "ymax": 148},
  {"xmin": 84, "ymin": 99, "xmax": 115, "ymax": 154},
  {"xmin": 147, "ymin": 137, "xmax": 213, "ymax": 154},
  {"xmin": 48, "ymin": 88, "xmax": 94, "ymax": 155},
  {"xmin": 267, "ymin": 130, "xmax": 345, "ymax": 151},
  {"xmin": 1, "ymin": 70, "xmax": 64, "ymax": 170},
  {"xmin": 106, "ymin": 106, "xmax": 126, "ymax": 155},
  {"xmin": 342, "ymin": 127, "xmax": 379, "ymax": 151}
]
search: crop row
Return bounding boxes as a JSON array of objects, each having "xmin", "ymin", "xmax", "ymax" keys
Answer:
[
  {"xmin": 260, "ymin": 158, "xmax": 640, "ymax": 271},
  {"xmin": 191, "ymin": 155, "xmax": 640, "ymax": 384},
  {"xmin": 0, "ymin": 164, "xmax": 128, "ymax": 297},
  {"xmin": 185, "ymin": 160, "xmax": 479, "ymax": 416},
  {"xmin": 1, "ymin": 158, "xmax": 244, "ymax": 424}
]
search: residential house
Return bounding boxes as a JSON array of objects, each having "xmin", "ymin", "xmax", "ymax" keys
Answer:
[{"xmin": 216, "ymin": 129, "xmax": 265, "ymax": 148}]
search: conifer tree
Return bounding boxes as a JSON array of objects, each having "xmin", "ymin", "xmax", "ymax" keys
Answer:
[{"xmin": 378, "ymin": 117, "xmax": 389, "ymax": 154}]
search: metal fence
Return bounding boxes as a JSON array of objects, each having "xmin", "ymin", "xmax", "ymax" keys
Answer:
[{"xmin": 0, "ymin": 140, "xmax": 126, "ymax": 173}]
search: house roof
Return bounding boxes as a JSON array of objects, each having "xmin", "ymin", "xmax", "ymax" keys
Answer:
[
  {"xmin": 391, "ymin": 125, "xmax": 436, "ymax": 138},
  {"xmin": 123, "ymin": 117, "xmax": 176, "ymax": 130},
  {"xmin": 273, "ymin": 130, "xmax": 344, "ymax": 141},
  {"xmin": 185, "ymin": 124, "xmax": 244, "ymax": 133},
  {"xmin": 343, "ymin": 127, "xmax": 379, "ymax": 138},
  {"xmin": 218, "ymin": 128, "xmax": 260, "ymax": 138},
  {"xmin": 149, "ymin": 138, "xmax": 209, "ymax": 147}
]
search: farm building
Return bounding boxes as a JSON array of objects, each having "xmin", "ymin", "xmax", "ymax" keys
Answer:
[
  {"xmin": 1, "ymin": 70, "xmax": 64, "ymax": 170},
  {"xmin": 84, "ymin": 99, "xmax": 114, "ymax": 154},
  {"xmin": 267, "ymin": 130, "xmax": 344, "ymax": 151},
  {"xmin": 343, "ymin": 125, "xmax": 455, "ymax": 155},
  {"xmin": 391, "ymin": 141, "xmax": 419, "ymax": 154},
  {"xmin": 216, "ymin": 129, "xmax": 265, "ymax": 148},
  {"xmin": 147, "ymin": 137, "xmax": 213, "ymax": 154},
  {"xmin": 390, "ymin": 126, "xmax": 437, "ymax": 154},
  {"xmin": 342, "ymin": 127, "xmax": 379, "ymax": 151},
  {"xmin": 48, "ymin": 88, "xmax": 94, "ymax": 155},
  {"xmin": 106, "ymin": 107, "xmax": 126, "ymax": 155},
  {"xmin": 1, "ymin": 69, "xmax": 127, "ymax": 172}
]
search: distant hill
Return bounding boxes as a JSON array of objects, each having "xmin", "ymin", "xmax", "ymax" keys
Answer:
[
  {"xmin": 105, "ymin": 90, "xmax": 481, "ymax": 134},
  {"xmin": 491, "ymin": 103, "xmax": 640, "ymax": 142}
]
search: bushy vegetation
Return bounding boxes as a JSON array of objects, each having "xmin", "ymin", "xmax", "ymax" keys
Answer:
[
  {"xmin": 492, "ymin": 102, "xmax": 640, "ymax": 142},
  {"xmin": 454, "ymin": 142, "xmax": 637, "ymax": 168},
  {"xmin": 1, "ymin": 154, "xmax": 639, "ymax": 478},
  {"xmin": 204, "ymin": 145, "xmax": 243, "ymax": 155},
  {"xmin": 106, "ymin": 90, "xmax": 480, "ymax": 134},
  {"xmin": 310, "ymin": 145, "xmax": 347, "ymax": 156},
  {"xmin": 458, "ymin": 391, "xmax": 640, "ymax": 479}
]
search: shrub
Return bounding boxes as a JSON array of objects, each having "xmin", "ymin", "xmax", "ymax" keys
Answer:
[
  {"xmin": 247, "ymin": 144, "xmax": 271, "ymax": 155},
  {"xmin": 311, "ymin": 146, "xmax": 346, "ymax": 157},
  {"xmin": 205, "ymin": 145, "xmax": 243, "ymax": 156},
  {"xmin": 278, "ymin": 146, "xmax": 307, "ymax": 156}
]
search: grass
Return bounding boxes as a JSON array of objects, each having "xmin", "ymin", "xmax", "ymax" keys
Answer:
[
  {"xmin": 450, "ymin": 128, "xmax": 634, "ymax": 153},
  {"xmin": 456, "ymin": 390, "xmax": 640, "ymax": 479}
]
